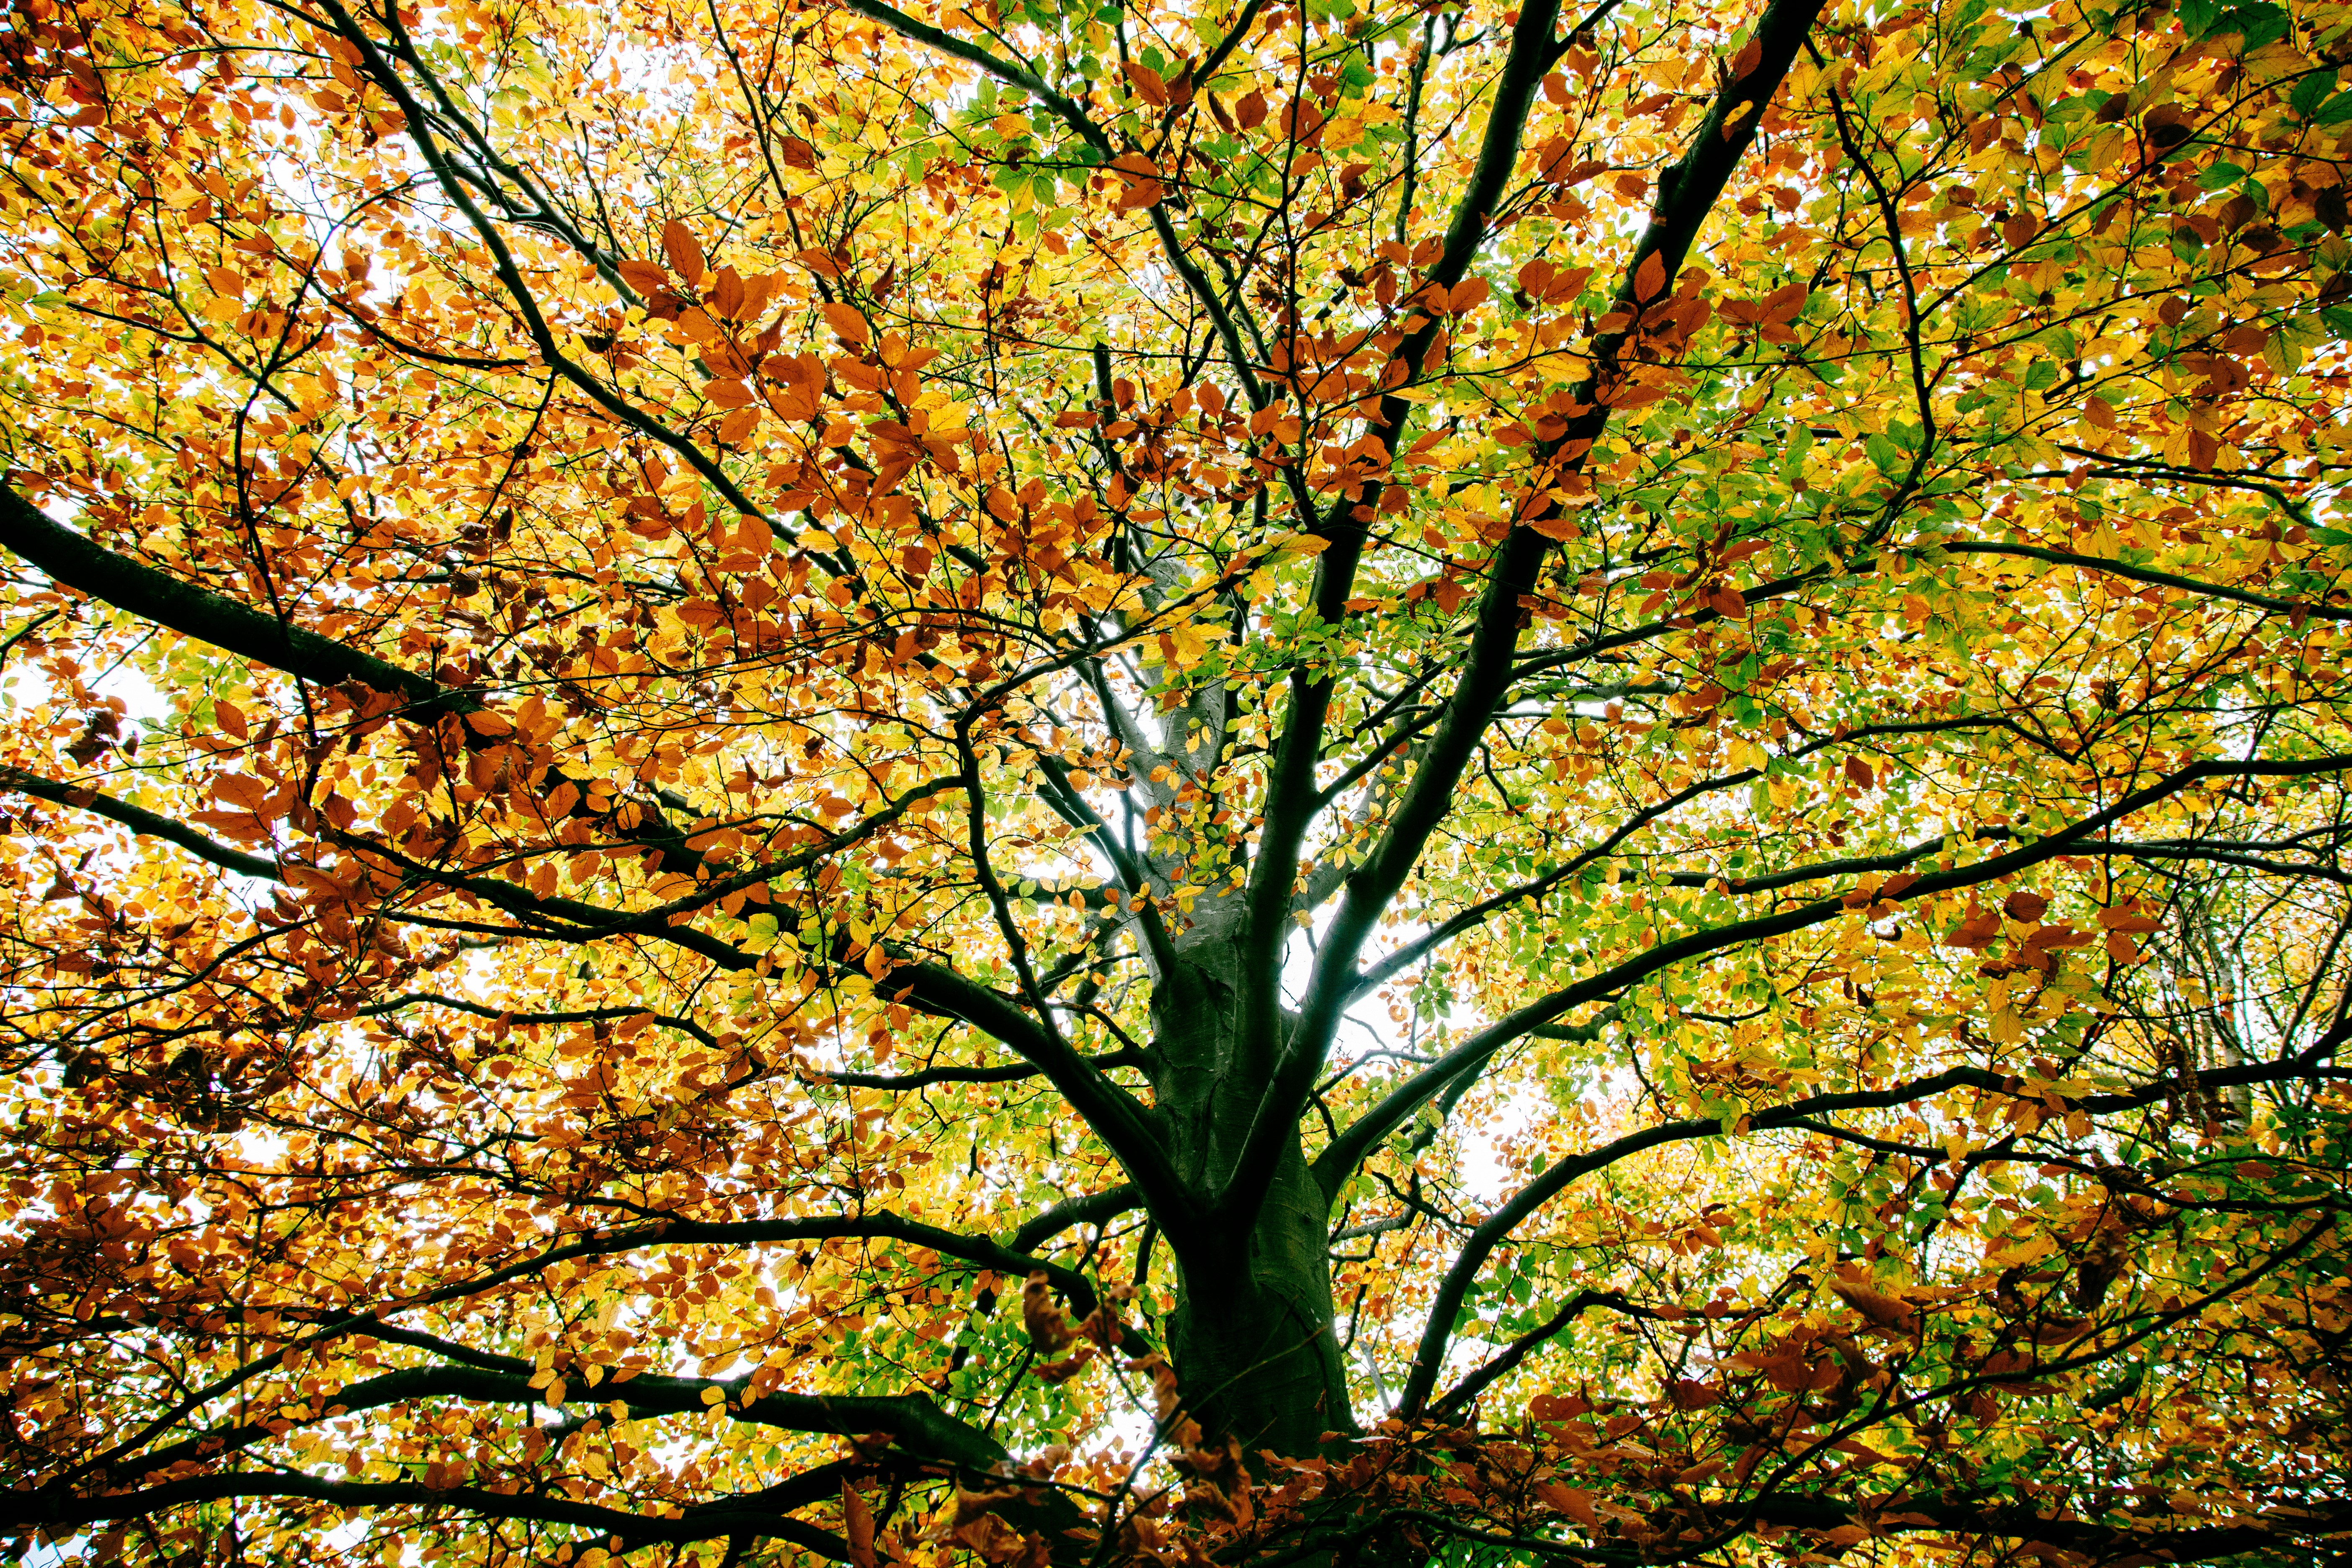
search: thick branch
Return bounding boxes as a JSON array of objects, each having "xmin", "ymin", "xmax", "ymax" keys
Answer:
[
  {"xmin": 883, "ymin": 957, "xmax": 1200, "ymax": 1247},
  {"xmin": 0, "ymin": 766, "xmax": 281, "ymax": 880},
  {"xmin": 8, "ymin": 1468, "xmax": 850, "ymax": 1556},
  {"xmin": 1006, "ymin": 1183, "xmax": 1142, "ymax": 1255},
  {"xmin": 1240, "ymin": 0, "xmax": 1572, "ymax": 1042},
  {"xmin": 1233, "ymin": 0, "xmax": 1830, "ymax": 1229},
  {"xmin": 1, "ymin": 485, "xmax": 452, "ymax": 715}
]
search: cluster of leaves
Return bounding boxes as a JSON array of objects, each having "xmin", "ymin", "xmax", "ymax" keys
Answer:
[{"xmin": 2, "ymin": 0, "xmax": 2352, "ymax": 1560}]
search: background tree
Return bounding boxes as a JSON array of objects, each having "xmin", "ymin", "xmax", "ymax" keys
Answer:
[{"xmin": 4, "ymin": 0, "xmax": 2352, "ymax": 1560}]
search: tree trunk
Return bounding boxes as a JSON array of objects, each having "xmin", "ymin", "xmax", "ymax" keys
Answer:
[{"xmin": 1148, "ymin": 936, "xmax": 1353, "ymax": 1457}]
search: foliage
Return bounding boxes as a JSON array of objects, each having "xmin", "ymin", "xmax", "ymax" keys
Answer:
[{"xmin": 3, "ymin": 0, "xmax": 2352, "ymax": 1560}]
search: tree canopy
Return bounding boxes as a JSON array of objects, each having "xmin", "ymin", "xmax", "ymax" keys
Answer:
[{"xmin": 5, "ymin": 0, "xmax": 2352, "ymax": 1560}]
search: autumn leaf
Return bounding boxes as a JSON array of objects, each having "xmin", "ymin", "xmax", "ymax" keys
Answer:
[
  {"xmin": 1108, "ymin": 151, "xmax": 1166, "ymax": 210},
  {"xmin": 1632, "ymin": 250, "xmax": 1666, "ymax": 301},
  {"xmin": 616, "ymin": 258, "xmax": 670, "ymax": 294},
  {"xmin": 661, "ymin": 218, "xmax": 708, "ymax": 284},
  {"xmin": 1829, "ymin": 1277, "xmax": 1918, "ymax": 1336},
  {"xmin": 1122, "ymin": 61, "xmax": 1170, "ymax": 106},
  {"xmin": 843, "ymin": 1483, "xmax": 877, "ymax": 1568},
  {"xmin": 1538, "ymin": 1482, "xmax": 1599, "ymax": 1527},
  {"xmin": 821, "ymin": 301, "xmax": 870, "ymax": 346},
  {"xmin": 2002, "ymin": 890, "xmax": 2049, "ymax": 924}
]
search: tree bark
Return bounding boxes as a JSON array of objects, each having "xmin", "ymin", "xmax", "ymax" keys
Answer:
[{"xmin": 1149, "ymin": 936, "xmax": 1352, "ymax": 1457}]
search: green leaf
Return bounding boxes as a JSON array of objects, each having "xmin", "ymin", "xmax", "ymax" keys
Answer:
[{"xmin": 2196, "ymin": 1, "xmax": 2288, "ymax": 45}]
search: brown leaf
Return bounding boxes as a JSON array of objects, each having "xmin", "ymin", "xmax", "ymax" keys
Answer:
[
  {"xmin": 2002, "ymin": 890, "xmax": 2050, "ymax": 924},
  {"xmin": 616, "ymin": 258, "xmax": 670, "ymax": 294},
  {"xmin": 1537, "ymin": 1481, "xmax": 1599, "ymax": 1527},
  {"xmin": 1829, "ymin": 1278, "xmax": 1918, "ymax": 1335},
  {"xmin": 1663, "ymin": 1377, "xmax": 1719, "ymax": 1409},
  {"xmin": 661, "ymin": 219, "xmax": 707, "ymax": 284},
  {"xmin": 843, "ymin": 1483, "xmax": 877, "ymax": 1568},
  {"xmin": 709, "ymin": 265, "xmax": 745, "ymax": 320},
  {"xmin": 821, "ymin": 302, "xmax": 870, "ymax": 346},
  {"xmin": 1632, "ymin": 250, "xmax": 1666, "ymax": 302},
  {"xmin": 1945, "ymin": 902, "xmax": 2001, "ymax": 950},
  {"xmin": 1021, "ymin": 1273, "xmax": 1076, "ymax": 1352}
]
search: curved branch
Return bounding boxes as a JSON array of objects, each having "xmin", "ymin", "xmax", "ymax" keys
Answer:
[
  {"xmin": 1941, "ymin": 538, "xmax": 2352, "ymax": 621},
  {"xmin": 58, "ymin": 1206, "xmax": 1108, "ymax": 1495},
  {"xmin": 1006, "ymin": 1183, "xmax": 1142, "ymax": 1255},
  {"xmin": 8, "ymin": 1469, "xmax": 851, "ymax": 1557},
  {"xmin": 1395, "ymin": 1028, "xmax": 2351, "ymax": 1416},
  {"xmin": 0, "ymin": 766, "xmax": 281, "ymax": 880},
  {"xmin": 1318, "ymin": 750, "xmax": 2352, "ymax": 1203},
  {"xmin": 1, "ymin": 485, "xmax": 453, "ymax": 715}
]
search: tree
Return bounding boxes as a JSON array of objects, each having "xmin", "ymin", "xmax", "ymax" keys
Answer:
[{"xmin": 4, "ymin": 0, "xmax": 2352, "ymax": 1557}]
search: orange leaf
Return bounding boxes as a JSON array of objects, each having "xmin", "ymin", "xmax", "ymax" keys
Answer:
[
  {"xmin": 768, "ymin": 380, "xmax": 822, "ymax": 423},
  {"xmin": 213, "ymin": 773, "xmax": 269, "ymax": 810},
  {"xmin": 709, "ymin": 265, "xmax": 745, "ymax": 320},
  {"xmin": 661, "ymin": 219, "xmax": 707, "ymax": 284},
  {"xmin": 2002, "ymin": 890, "xmax": 2050, "ymax": 923},
  {"xmin": 616, "ymin": 259, "xmax": 669, "ymax": 294},
  {"xmin": 1632, "ymin": 250, "xmax": 1666, "ymax": 302},
  {"xmin": 1121, "ymin": 61, "xmax": 1170, "ymax": 105},
  {"xmin": 1446, "ymin": 276, "xmax": 1491, "ymax": 314},
  {"xmin": 821, "ymin": 302, "xmax": 870, "ymax": 346},
  {"xmin": 1830, "ymin": 1278, "xmax": 1917, "ymax": 1334},
  {"xmin": 843, "ymin": 1483, "xmax": 877, "ymax": 1568}
]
